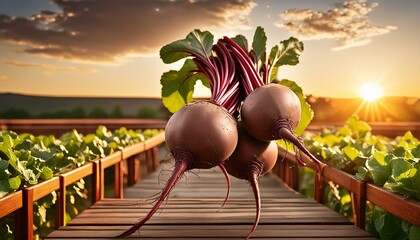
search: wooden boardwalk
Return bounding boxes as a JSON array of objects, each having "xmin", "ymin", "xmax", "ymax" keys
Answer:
[{"xmin": 46, "ymin": 162, "xmax": 374, "ymax": 239}]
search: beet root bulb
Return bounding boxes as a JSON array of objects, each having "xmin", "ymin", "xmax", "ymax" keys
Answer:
[
  {"xmin": 117, "ymin": 101, "xmax": 238, "ymax": 237},
  {"xmin": 223, "ymin": 123, "xmax": 278, "ymax": 239},
  {"xmin": 241, "ymin": 84, "xmax": 325, "ymax": 172}
]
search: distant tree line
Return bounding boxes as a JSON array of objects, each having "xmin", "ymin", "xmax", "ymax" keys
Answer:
[
  {"xmin": 307, "ymin": 96, "xmax": 420, "ymax": 123},
  {"xmin": 4, "ymin": 96, "xmax": 419, "ymax": 122},
  {"xmin": 0, "ymin": 105, "xmax": 162, "ymax": 119}
]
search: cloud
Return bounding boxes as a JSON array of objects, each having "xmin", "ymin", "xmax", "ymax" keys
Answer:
[
  {"xmin": 0, "ymin": 0, "xmax": 256, "ymax": 61},
  {"xmin": 4, "ymin": 60, "xmax": 97, "ymax": 73},
  {"xmin": 0, "ymin": 75, "xmax": 8, "ymax": 80},
  {"xmin": 275, "ymin": 0, "xmax": 397, "ymax": 50}
]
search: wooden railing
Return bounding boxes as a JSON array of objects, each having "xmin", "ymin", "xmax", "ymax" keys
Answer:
[
  {"xmin": 2, "ymin": 119, "xmax": 419, "ymax": 138},
  {"xmin": 0, "ymin": 132, "xmax": 166, "ymax": 240},
  {"xmin": 306, "ymin": 121, "xmax": 420, "ymax": 138},
  {"xmin": 273, "ymin": 147, "xmax": 420, "ymax": 229},
  {"xmin": 0, "ymin": 118, "xmax": 168, "ymax": 136}
]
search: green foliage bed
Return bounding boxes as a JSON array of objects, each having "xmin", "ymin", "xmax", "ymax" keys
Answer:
[
  {"xmin": 0, "ymin": 126, "xmax": 161, "ymax": 239},
  {"xmin": 300, "ymin": 116, "xmax": 420, "ymax": 240}
]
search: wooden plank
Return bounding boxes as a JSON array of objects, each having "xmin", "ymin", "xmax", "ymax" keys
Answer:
[
  {"xmin": 46, "ymin": 165, "xmax": 372, "ymax": 239},
  {"xmin": 47, "ymin": 237, "xmax": 376, "ymax": 240},
  {"xmin": 367, "ymin": 183, "xmax": 420, "ymax": 226},
  {"xmin": 144, "ymin": 132, "xmax": 165, "ymax": 150},
  {"xmin": 322, "ymin": 166, "xmax": 361, "ymax": 193},
  {"xmin": 0, "ymin": 190, "xmax": 22, "ymax": 218},
  {"xmin": 91, "ymin": 198, "xmax": 317, "ymax": 208},
  {"xmin": 47, "ymin": 225, "xmax": 373, "ymax": 239},
  {"xmin": 100, "ymin": 151, "xmax": 122, "ymax": 169},
  {"xmin": 0, "ymin": 118, "xmax": 167, "ymax": 136},
  {"xmin": 68, "ymin": 169, "xmax": 350, "ymax": 227},
  {"xmin": 27, "ymin": 177, "xmax": 60, "ymax": 201},
  {"xmin": 60, "ymin": 162, "xmax": 93, "ymax": 185},
  {"xmin": 122, "ymin": 142, "xmax": 145, "ymax": 159},
  {"xmin": 67, "ymin": 211, "xmax": 348, "ymax": 226}
]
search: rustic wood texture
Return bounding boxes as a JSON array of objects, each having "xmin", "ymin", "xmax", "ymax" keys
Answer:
[
  {"xmin": 0, "ymin": 191, "xmax": 22, "ymax": 218},
  {"xmin": 0, "ymin": 118, "xmax": 167, "ymax": 136},
  {"xmin": 46, "ymin": 162, "xmax": 373, "ymax": 239},
  {"xmin": 2, "ymin": 119, "xmax": 419, "ymax": 137},
  {"xmin": 277, "ymin": 148, "xmax": 420, "ymax": 228},
  {"xmin": 367, "ymin": 183, "xmax": 420, "ymax": 226}
]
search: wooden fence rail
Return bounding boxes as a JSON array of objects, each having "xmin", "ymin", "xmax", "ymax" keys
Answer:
[
  {"xmin": 275, "ymin": 146, "xmax": 420, "ymax": 229},
  {"xmin": 306, "ymin": 121, "xmax": 420, "ymax": 138},
  {"xmin": 0, "ymin": 118, "xmax": 168, "ymax": 136},
  {"xmin": 0, "ymin": 132, "xmax": 165, "ymax": 240},
  {"xmin": 2, "ymin": 119, "xmax": 419, "ymax": 138}
]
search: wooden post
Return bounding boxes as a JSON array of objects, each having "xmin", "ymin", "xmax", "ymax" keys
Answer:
[
  {"xmin": 351, "ymin": 181, "xmax": 366, "ymax": 229},
  {"xmin": 14, "ymin": 205, "xmax": 23, "ymax": 240},
  {"xmin": 126, "ymin": 156, "xmax": 135, "ymax": 186},
  {"xmin": 135, "ymin": 154, "xmax": 141, "ymax": 182},
  {"xmin": 22, "ymin": 188, "xmax": 34, "ymax": 240},
  {"xmin": 146, "ymin": 150, "xmax": 153, "ymax": 174},
  {"xmin": 92, "ymin": 160, "xmax": 101, "ymax": 203},
  {"xmin": 314, "ymin": 170, "xmax": 326, "ymax": 204},
  {"xmin": 114, "ymin": 160, "xmax": 124, "ymax": 198},
  {"xmin": 127, "ymin": 154, "xmax": 141, "ymax": 186},
  {"xmin": 100, "ymin": 160, "xmax": 105, "ymax": 200},
  {"xmin": 285, "ymin": 161, "xmax": 300, "ymax": 191},
  {"xmin": 284, "ymin": 160, "xmax": 291, "ymax": 186},
  {"xmin": 152, "ymin": 146, "xmax": 160, "ymax": 171},
  {"xmin": 56, "ymin": 175, "xmax": 66, "ymax": 228},
  {"xmin": 278, "ymin": 160, "xmax": 286, "ymax": 181}
]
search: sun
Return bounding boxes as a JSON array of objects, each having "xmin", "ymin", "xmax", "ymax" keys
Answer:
[{"xmin": 359, "ymin": 83, "xmax": 383, "ymax": 102}]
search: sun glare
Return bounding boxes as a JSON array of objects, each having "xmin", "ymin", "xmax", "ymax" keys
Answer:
[{"xmin": 359, "ymin": 83, "xmax": 383, "ymax": 102}]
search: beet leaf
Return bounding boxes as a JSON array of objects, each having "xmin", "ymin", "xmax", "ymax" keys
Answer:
[
  {"xmin": 267, "ymin": 37, "xmax": 304, "ymax": 82},
  {"xmin": 277, "ymin": 79, "xmax": 313, "ymax": 135},
  {"xmin": 161, "ymin": 59, "xmax": 209, "ymax": 113},
  {"xmin": 159, "ymin": 29, "xmax": 241, "ymax": 116},
  {"xmin": 251, "ymin": 26, "xmax": 267, "ymax": 75},
  {"xmin": 160, "ymin": 29, "xmax": 214, "ymax": 64},
  {"xmin": 231, "ymin": 34, "xmax": 249, "ymax": 52}
]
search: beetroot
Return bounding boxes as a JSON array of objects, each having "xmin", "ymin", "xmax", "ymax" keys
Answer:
[
  {"xmin": 165, "ymin": 102, "xmax": 237, "ymax": 169},
  {"xmin": 240, "ymin": 83, "xmax": 325, "ymax": 171},
  {"xmin": 117, "ymin": 101, "xmax": 238, "ymax": 237},
  {"xmin": 241, "ymin": 84, "xmax": 300, "ymax": 141},
  {"xmin": 223, "ymin": 123, "xmax": 278, "ymax": 239},
  {"xmin": 117, "ymin": 29, "xmax": 241, "ymax": 237}
]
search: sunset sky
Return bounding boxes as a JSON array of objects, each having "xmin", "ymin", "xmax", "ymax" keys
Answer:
[{"xmin": 0, "ymin": 0, "xmax": 419, "ymax": 99}]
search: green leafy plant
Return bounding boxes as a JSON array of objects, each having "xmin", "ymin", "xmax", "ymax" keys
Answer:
[
  {"xmin": 299, "ymin": 116, "xmax": 420, "ymax": 239},
  {"xmin": 0, "ymin": 126, "xmax": 162, "ymax": 238}
]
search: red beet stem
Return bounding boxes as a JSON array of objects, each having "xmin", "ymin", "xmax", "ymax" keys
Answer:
[
  {"xmin": 116, "ymin": 158, "xmax": 190, "ymax": 237},
  {"xmin": 218, "ymin": 163, "xmax": 231, "ymax": 211},
  {"xmin": 247, "ymin": 172, "xmax": 261, "ymax": 240},
  {"xmin": 277, "ymin": 127, "xmax": 326, "ymax": 173}
]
